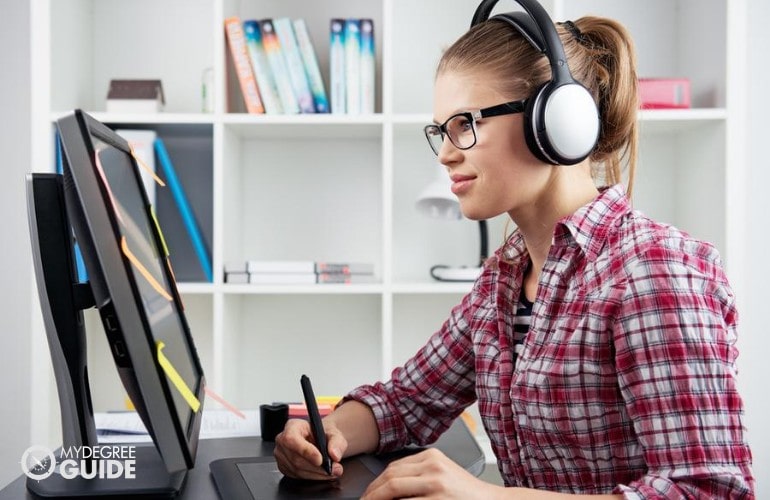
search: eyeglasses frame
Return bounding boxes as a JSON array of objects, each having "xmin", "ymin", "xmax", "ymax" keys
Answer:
[{"xmin": 423, "ymin": 99, "xmax": 527, "ymax": 155}]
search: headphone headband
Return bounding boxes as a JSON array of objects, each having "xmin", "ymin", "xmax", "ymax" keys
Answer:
[{"xmin": 471, "ymin": 0, "xmax": 571, "ymax": 84}]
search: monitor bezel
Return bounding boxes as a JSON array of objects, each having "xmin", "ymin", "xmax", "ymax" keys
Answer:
[{"xmin": 56, "ymin": 109, "xmax": 205, "ymax": 473}]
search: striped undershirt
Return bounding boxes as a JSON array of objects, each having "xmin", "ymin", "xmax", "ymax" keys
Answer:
[{"xmin": 513, "ymin": 290, "xmax": 532, "ymax": 365}]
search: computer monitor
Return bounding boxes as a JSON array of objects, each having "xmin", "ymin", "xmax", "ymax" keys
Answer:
[{"xmin": 26, "ymin": 110, "xmax": 206, "ymax": 497}]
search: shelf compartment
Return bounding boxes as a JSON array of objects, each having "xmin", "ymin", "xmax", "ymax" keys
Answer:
[
  {"xmin": 219, "ymin": 294, "xmax": 382, "ymax": 408},
  {"xmin": 221, "ymin": 126, "xmax": 383, "ymax": 281},
  {"xmin": 50, "ymin": 0, "xmax": 215, "ymax": 113}
]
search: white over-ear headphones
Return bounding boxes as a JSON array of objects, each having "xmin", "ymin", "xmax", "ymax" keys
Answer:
[{"xmin": 471, "ymin": 0, "xmax": 600, "ymax": 165}]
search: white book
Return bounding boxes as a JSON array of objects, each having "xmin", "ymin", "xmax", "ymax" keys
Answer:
[
  {"xmin": 260, "ymin": 19, "xmax": 300, "ymax": 114},
  {"xmin": 330, "ymin": 19, "xmax": 346, "ymax": 114},
  {"xmin": 273, "ymin": 17, "xmax": 316, "ymax": 113},
  {"xmin": 246, "ymin": 260, "xmax": 316, "ymax": 274},
  {"xmin": 225, "ymin": 272, "xmax": 249, "ymax": 284},
  {"xmin": 249, "ymin": 273, "xmax": 317, "ymax": 285},
  {"xmin": 293, "ymin": 18, "xmax": 330, "ymax": 113},
  {"xmin": 243, "ymin": 19, "xmax": 284, "ymax": 114},
  {"xmin": 344, "ymin": 19, "xmax": 361, "ymax": 114},
  {"xmin": 359, "ymin": 19, "xmax": 375, "ymax": 114}
]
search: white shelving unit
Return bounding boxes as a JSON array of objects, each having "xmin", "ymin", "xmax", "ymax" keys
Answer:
[{"xmin": 29, "ymin": 0, "xmax": 745, "ymax": 448}]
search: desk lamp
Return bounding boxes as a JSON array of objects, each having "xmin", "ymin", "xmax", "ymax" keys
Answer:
[{"xmin": 415, "ymin": 164, "xmax": 488, "ymax": 281}]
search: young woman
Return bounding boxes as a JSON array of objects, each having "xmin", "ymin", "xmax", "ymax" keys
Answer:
[{"xmin": 274, "ymin": 4, "xmax": 754, "ymax": 498}]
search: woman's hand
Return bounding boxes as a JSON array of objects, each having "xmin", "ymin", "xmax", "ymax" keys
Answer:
[
  {"xmin": 273, "ymin": 418, "xmax": 347, "ymax": 480},
  {"xmin": 361, "ymin": 448, "xmax": 503, "ymax": 500}
]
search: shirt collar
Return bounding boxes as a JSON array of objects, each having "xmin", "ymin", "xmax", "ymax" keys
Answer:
[
  {"xmin": 555, "ymin": 183, "xmax": 630, "ymax": 261},
  {"xmin": 498, "ymin": 184, "xmax": 631, "ymax": 265}
]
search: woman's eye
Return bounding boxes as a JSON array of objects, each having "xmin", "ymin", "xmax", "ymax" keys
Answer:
[{"xmin": 457, "ymin": 118, "xmax": 472, "ymax": 131}]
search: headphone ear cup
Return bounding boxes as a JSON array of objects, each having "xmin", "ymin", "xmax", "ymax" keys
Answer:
[
  {"xmin": 523, "ymin": 82, "xmax": 600, "ymax": 165},
  {"xmin": 540, "ymin": 83, "xmax": 600, "ymax": 165},
  {"xmin": 522, "ymin": 84, "xmax": 555, "ymax": 164}
]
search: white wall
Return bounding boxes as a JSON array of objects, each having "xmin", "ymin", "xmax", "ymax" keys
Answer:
[
  {"xmin": 0, "ymin": 0, "xmax": 33, "ymax": 489},
  {"xmin": 741, "ymin": 0, "xmax": 770, "ymax": 494}
]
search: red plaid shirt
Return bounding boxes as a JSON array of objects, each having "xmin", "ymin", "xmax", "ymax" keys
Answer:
[{"xmin": 345, "ymin": 185, "xmax": 754, "ymax": 498}]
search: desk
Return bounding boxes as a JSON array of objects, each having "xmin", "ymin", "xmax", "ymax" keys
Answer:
[{"xmin": 0, "ymin": 419, "xmax": 484, "ymax": 499}]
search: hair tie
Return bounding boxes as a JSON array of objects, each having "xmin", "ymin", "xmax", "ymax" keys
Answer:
[{"xmin": 561, "ymin": 20, "xmax": 587, "ymax": 45}]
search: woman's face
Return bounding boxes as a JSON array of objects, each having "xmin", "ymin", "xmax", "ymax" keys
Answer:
[{"xmin": 432, "ymin": 70, "xmax": 553, "ymax": 221}]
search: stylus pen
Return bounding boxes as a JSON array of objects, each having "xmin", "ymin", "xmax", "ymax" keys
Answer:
[{"xmin": 300, "ymin": 374, "xmax": 333, "ymax": 475}]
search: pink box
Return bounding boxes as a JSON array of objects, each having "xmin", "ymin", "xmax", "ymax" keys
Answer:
[{"xmin": 638, "ymin": 78, "xmax": 691, "ymax": 109}]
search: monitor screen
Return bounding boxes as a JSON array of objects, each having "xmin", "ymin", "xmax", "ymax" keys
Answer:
[
  {"xmin": 94, "ymin": 141, "xmax": 199, "ymax": 431},
  {"xmin": 56, "ymin": 110, "xmax": 205, "ymax": 473}
]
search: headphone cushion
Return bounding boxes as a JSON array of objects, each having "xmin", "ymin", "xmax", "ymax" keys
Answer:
[{"xmin": 522, "ymin": 84, "xmax": 555, "ymax": 164}]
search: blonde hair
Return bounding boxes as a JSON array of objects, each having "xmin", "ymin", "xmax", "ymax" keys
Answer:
[{"xmin": 437, "ymin": 16, "xmax": 639, "ymax": 196}]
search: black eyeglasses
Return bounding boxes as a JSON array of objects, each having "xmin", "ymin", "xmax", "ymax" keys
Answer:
[{"xmin": 423, "ymin": 100, "xmax": 526, "ymax": 155}]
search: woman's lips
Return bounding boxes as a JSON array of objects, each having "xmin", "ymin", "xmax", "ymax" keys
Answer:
[{"xmin": 450, "ymin": 174, "xmax": 476, "ymax": 195}]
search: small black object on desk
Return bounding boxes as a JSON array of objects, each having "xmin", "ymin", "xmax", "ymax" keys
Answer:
[{"xmin": 259, "ymin": 403, "xmax": 289, "ymax": 442}]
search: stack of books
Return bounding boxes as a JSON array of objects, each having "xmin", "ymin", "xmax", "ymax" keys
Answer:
[
  {"xmin": 224, "ymin": 16, "xmax": 374, "ymax": 115},
  {"xmin": 224, "ymin": 260, "xmax": 376, "ymax": 285},
  {"xmin": 330, "ymin": 18, "xmax": 375, "ymax": 114},
  {"xmin": 225, "ymin": 16, "xmax": 325, "ymax": 114}
]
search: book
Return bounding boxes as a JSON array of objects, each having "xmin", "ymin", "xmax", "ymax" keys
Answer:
[
  {"xmin": 243, "ymin": 20, "xmax": 284, "ymax": 114},
  {"xmin": 293, "ymin": 18, "xmax": 330, "ymax": 113},
  {"xmin": 259, "ymin": 19, "xmax": 300, "ymax": 114},
  {"xmin": 344, "ymin": 19, "xmax": 361, "ymax": 114},
  {"xmin": 154, "ymin": 137, "xmax": 214, "ymax": 282},
  {"xmin": 249, "ymin": 273, "xmax": 317, "ymax": 285},
  {"xmin": 116, "ymin": 129, "xmax": 158, "ymax": 206},
  {"xmin": 246, "ymin": 260, "xmax": 315, "ymax": 274},
  {"xmin": 638, "ymin": 78, "xmax": 691, "ymax": 109},
  {"xmin": 329, "ymin": 19, "xmax": 346, "ymax": 114},
  {"xmin": 224, "ymin": 17, "xmax": 265, "ymax": 114},
  {"xmin": 316, "ymin": 273, "xmax": 377, "ymax": 284},
  {"xmin": 359, "ymin": 19, "xmax": 375, "ymax": 114},
  {"xmin": 314, "ymin": 262, "xmax": 374, "ymax": 275},
  {"xmin": 273, "ymin": 17, "xmax": 316, "ymax": 114},
  {"xmin": 225, "ymin": 272, "xmax": 249, "ymax": 284}
]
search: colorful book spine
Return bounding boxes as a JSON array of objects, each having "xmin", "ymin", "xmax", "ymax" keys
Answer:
[
  {"xmin": 273, "ymin": 17, "xmax": 316, "ymax": 114},
  {"xmin": 314, "ymin": 262, "xmax": 374, "ymax": 275},
  {"xmin": 154, "ymin": 138, "xmax": 213, "ymax": 282},
  {"xmin": 344, "ymin": 19, "xmax": 361, "ymax": 114},
  {"xmin": 259, "ymin": 19, "xmax": 300, "ymax": 114},
  {"xmin": 359, "ymin": 19, "xmax": 375, "ymax": 114},
  {"xmin": 243, "ymin": 20, "xmax": 283, "ymax": 114},
  {"xmin": 293, "ymin": 18, "xmax": 330, "ymax": 113},
  {"xmin": 224, "ymin": 16, "xmax": 265, "ymax": 114},
  {"xmin": 329, "ymin": 19, "xmax": 346, "ymax": 114}
]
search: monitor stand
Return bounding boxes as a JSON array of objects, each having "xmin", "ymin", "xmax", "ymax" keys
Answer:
[{"xmin": 26, "ymin": 173, "xmax": 187, "ymax": 498}]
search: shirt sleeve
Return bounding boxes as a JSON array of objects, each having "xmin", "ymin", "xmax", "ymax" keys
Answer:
[
  {"xmin": 611, "ymin": 239, "xmax": 754, "ymax": 498},
  {"xmin": 342, "ymin": 285, "xmax": 482, "ymax": 453}
]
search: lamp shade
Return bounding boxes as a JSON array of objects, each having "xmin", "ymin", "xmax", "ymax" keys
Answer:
[{"xmin": 415, "ymin": 164, "xmax": 462, "ymax": 220}]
